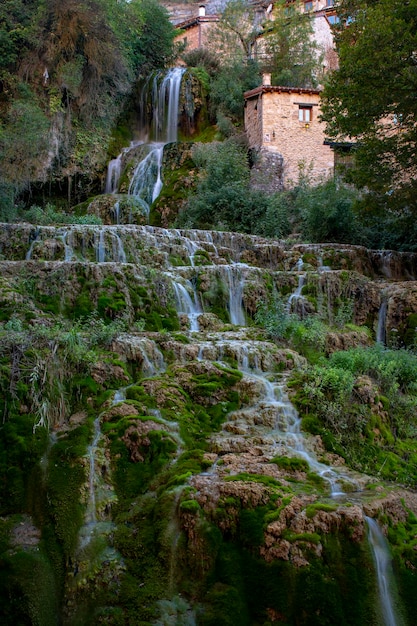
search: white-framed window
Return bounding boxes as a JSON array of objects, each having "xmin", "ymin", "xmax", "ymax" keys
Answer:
[
  {"xmin": 304, "ymin": 1, "xmax": 313, "ymax": 12},
  {"xmin": 327, "ymin": 14, "xmax": 339, "ymax": 25},
  {"xmin": 326, "ymin": 0, "xmax": 334, "ymax": 7},
  {"xmin": 299, "ymin": 105, "xmax": 312, "ymax": 123}
]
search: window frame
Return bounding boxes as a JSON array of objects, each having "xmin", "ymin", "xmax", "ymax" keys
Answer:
[{"xmin": 298, "ymin": 105, "xmax": 312, "ymax": 123}]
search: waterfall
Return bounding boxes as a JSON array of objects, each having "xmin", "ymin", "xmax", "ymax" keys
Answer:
[
  {"xmin": 128, "ymin": 68, "xmax": 186, "ymax": 213},
  {"xmin": 105, "ymin": 152, "xmax": 123, "ymax": 194},
  {"xmin": 365, "ymin": 517, "xmax": 402, "ymax": 626},
  {"xmin": 96, "ymin": 229, "xmax": 106, "ymax": 262},
  {"xmin": 235, "ymin": 363, "xmax": 354, "ymax": 497},
  {"xmin": 286, "ymin": 273, "xmax": 306, "ymax": 314},
  {"xmin": 26, "ymin": 228, "xmax": 40, "ymax": 260},
  {"xmin": 104, "ymin": 68, "xmax": 186, "ymax": 223},
  {"xmin": 377, "ymin": 297, "xmax": 388, "ymax": 345},
  {"xmin": 172, "ymin": 280, "xmax": 202, "ymax": 332},
  {"xmin": 128, "ymin": 144, "xmax": 165, "ymax": 218},
  {"xmin": 219, "ymin": 265, "xmax": 247, "ymax": 326},
  {"xmin": 79, "ymin": 416, "xmax": 102, "ymax": 548}
]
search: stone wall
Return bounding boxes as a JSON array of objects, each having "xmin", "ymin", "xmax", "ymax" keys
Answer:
[
  {"xmin": 175, "ymin": 17, "xmax": 218, "ymax": 52},
  {"xmin": 245, "ymin": 86, "xmax": 334, "ymax": 188},
  {"xmin": 250, "ymin": 148, "xmax": 284, "ymax": 193}
]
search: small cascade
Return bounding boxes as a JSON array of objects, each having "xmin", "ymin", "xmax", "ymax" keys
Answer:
[
  {"xmin": 184, "ymin": 229, "xmax": 219, "ymax": 259},
  {"xmin": 58, "ymin": 230, "xmax": 75, "ymax": 261},
  {"xmin": 26, "ymin": 228, "xmax": 40, "ymax": 260},
  {"xmin": 128, "ymin": 144, "xmax": 165, "ymax": 218},
  {"xmin": 112, "ymin": 230, "xmax": 127, "ymax": 263},
  {"xmin": 80, "ymin": 416, "xmax": 102, "ymax": 547},
  {"xmin": 286, "ymin": 273, "xmax": 306, "ymax": 315},
  {"xmin": 365, "ymin": 516, "xmax": 402, "ymax": 626},
  {"xmin": 39, "ymin": 432, "xmax": 57, "ymax": 476},
  {"xmin": 318, "ymin": 256, "xmax": 331, "ymax": 272},
  {"xmin": 93, "ymin": 227, "xmax": 127, "ymax": 263},
  {"xmin": 219, "ymin": 265, "xmax": 247, "ymax": 326},
  {"xmin": 377, "ymin": 297, "xmax": 388, "ymax": 345},
  {"xmin": 105, "ymin": 153, "xmax": 124, "ymax": 194},
  {"xmin": 237, "ymin": 364, "xmax": 354, "ymax": 497},
  {"xmin": 112, "ymin": 201, "xmax": 121, "ymax": 225},
  {"xmin": 172, "ymin": 279, "xmax": 202, "ymax": 332},
  {"xmin": 96, "ymin": 229, "xmax": 106, "ymax": 263}
]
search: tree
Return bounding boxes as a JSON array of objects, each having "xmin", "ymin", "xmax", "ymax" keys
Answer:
[
  {"xmin": 320, "ymin": 0, "xmax": 417, "ymax": 214},
  {"xmin": 204, "ymin": 0, "xmax": 322, "ymax": 127},
  {"xmin": 208, "ymin": 0, "xmax": 260, "ymax": 63},
  {"xmin": 262, "ymin": 0, "xmax": 323, "ymax": 88},
  {"xmin": 179, "ymin": 141, "xmax": 267, "ymax": 232},
  {"xmin": 125, "ymin": 0, "xmax": 176, "ymax": 75}
]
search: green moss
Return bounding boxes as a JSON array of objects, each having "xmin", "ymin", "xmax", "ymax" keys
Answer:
[
  {"xmin": 282, "ymin": 529, "xmax": 322, "ymax": 544},
  {"xmin": 305, "ymin": 502, "xmax": 338, "ymax": 519},
  {"xmin": 0, "ymin": 549, "xmax": 58, "ymax": 626},
  {"xmin": 179, "ymin": 499, "xmax": 201, "ymax": 513},
  {"xmin": 225, "ymin": 473, "xmax": 281, "ymax": 488},
  {"xmin": 45, "ymin": 428, "xmax": 89, "ymax": 558},
  {"xmin": 110, "ymin": 426, "xmax": 177, "ymax": 500},
  {"xmin": 0, "ymin": 414, "xmax": 47, "ymax": 514},
  {"xmin": 270, "ymin": 456, "xmax": 309, "ymax": 472}
]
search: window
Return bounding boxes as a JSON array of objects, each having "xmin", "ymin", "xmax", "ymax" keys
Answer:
[
  {"xmin": 326, "ymin": 0, "xmax": 334, "ymax": 7},
  {"xmin": 304, "ymin": 1, "xmax": 313, "ymax": 12},
  {"xmin": 327, "ymin": 14, "xmax": 339, "ymax": 25},
  {"xmin": 299, "ymin": 105, "xmax": 312, "ymax": 123}
]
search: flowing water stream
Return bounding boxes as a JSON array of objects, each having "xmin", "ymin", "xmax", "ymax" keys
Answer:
[
  {"xmin": 105, "ymin": 67, "xmax": 186, "ymax": 220},
  {"xmin": 365, "ymin": 516, "xmax": 403, "ymax": 626}
]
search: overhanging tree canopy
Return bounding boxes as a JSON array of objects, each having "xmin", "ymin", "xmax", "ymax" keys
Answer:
[{"xmin": 320, "ymin": 0, "xmax": 417, "ymax": 212}]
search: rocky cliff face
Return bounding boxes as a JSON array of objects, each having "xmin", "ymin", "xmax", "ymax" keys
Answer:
[
  {"xmin": 1, "ymin": 224, "xmax": 416, "ymax": 344},
  {"xmin": 1, "ymin": 222, "xmax": 417, "ymax": 625}
]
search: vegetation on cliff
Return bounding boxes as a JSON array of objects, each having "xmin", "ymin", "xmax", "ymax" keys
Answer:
[
  {"xmin": 1, "ymin": 1, "xmax": 417, "ymax": 624},
  {"xmin": 321, "ymin": 0, "xmax": 417, "ymax": 219},
  {"xmin": 0, "ymin": 0, "xmax": 176, "ymax": 214}
]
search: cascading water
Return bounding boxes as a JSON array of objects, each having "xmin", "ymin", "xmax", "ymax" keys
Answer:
[
  {"xmin": 286, "ymin": 273, "xmax": 306, "ymax": 314},
  {"xmin": 210, "ymin": 353, "xmax": 355, "ymax": 497},
  {"xmin": 365, "ymin": 516, "xmax": 403, "ymax": 626},
  {"xmin": 79, "ymin": 416, "xmax": 102, "ymax": 548},
  {"xmin": 219, "ymin": 264, "xmax": 247, "ymax": 326},
  {"xmin": 105, "ymin": 67, "xmax": 186, "ymax": 222},
  {"xmin": 172, "ymin": 279, "xmax": 202, "ymax": 332},
  {"xmin": 377, "ymin": 297, "xmax": 388, "ymax": 345}
]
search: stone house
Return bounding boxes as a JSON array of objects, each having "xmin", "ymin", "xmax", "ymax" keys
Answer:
[
  {"xmin": 174, "ymin": 5, "xmax": 219, "ymax": 55},
  {"xmin": 244, "ymin": 76, "xmax": 334, "ymax": 187}
]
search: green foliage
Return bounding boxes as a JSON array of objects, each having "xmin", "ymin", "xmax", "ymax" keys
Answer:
[
  {"xmin": 0, "ymin": 95, "xmax": 50, "ymax": 188},
  {"xmin": 257, "ymin": 191, "xmax": 291, "ymax": 239},
  {"xmin": 263, "ymin": 0, "xmax": 323, "ymax": 88},
  {"xmin": 183, "ymin": 48, "xmax": 220, "ymax": 80},
  {"xmin": 120, "ymin": 0, "xmax": 176, "ymax": 75},
  {"xmin": 0, "ymin": 414, "xmax": 47, "ymax": 514},
  {"xmin": 210, "ymin": 59, "xmax": 261, "ymax": 125},
  {"xmin": 321, "ymin": 0, "xmax": 417, "ymax": 217},
  {"xmin": 0, "ymin": 0, "xmax": 177, "ymax": 208},
  {"xmin": 178, "ymin": 141, "xmax": 267, "ymax": 232},
  {"xmin": 297, "ymin": 179, "xmax": 360, "ymax": 243},
  {"xmin": 291, "ymin": 346, "xmax": 417, "ymax": 484},
  {"xmin": 23, "ymin": 203, "xmax": 103, "ymax": 225},
  {"xmin": 0, "ymin": 548, "xmax": 58, "ymax": 626}
]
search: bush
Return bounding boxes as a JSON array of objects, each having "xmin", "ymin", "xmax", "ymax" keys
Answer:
[
  {"xmin": 297, "ymin": 180, "xmax": 360, "ymax": 243},
  {"xmin": 179, "ymin": 141, "xmax": 267, "ymax": 232}
]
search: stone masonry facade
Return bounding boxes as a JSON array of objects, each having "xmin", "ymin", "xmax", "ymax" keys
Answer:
[{"xmin": 244, "ymin": 82, "xmax": 334, "ymax": 188}]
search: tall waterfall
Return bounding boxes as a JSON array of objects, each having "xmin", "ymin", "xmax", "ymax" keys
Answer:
[
  {"xmin": 365, "ymin": 517, "xmax": 403, "ymax": 626},
  {"xmin": 105, "ymin": 67, "xmax": 186, "ymax": 221}
]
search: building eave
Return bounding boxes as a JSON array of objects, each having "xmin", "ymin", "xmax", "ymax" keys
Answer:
[
  {"xmin": 244, "ymin": 85, "xmax": 322, "ymax": 100},
  {"xmin": 175, "ymin": 15, "xmax": 219, "ymax": 30}
]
